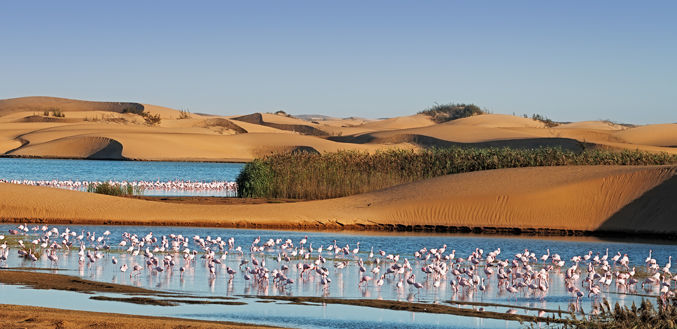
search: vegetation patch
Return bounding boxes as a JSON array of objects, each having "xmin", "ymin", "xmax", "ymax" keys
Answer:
[
  {"xmin": 533, "ymin": 298, "xmax": 677, "ymax": 329},
  {"xmin": 90, "ymin": 296, "xmax": 179, "ymax": 306},
  {"xmin": 87, "ymin": 182, "xmax": 143, "ymax": 196},
  {"xmin": 419, "ymin": 103, "xmax": 485, "ymax": 123},
  {"xmin": 141, "ymin": 112, "xmax": 161, "ymax": 125},
  {"xmin": 237, "ymin": 148, "xmax": 677, "ymax": 199},
  {"xmin": 121, "ymin": 106, "xmax": 161, "ymax": 125},
  {"xmin": 529, "ymin": 113, "xmax": 559, "ymax": 127},
  {"xmin": 42, "ymin": 108, "xmax": 65, "ymax": 118},
  {"xmin": 178, "ymin": 109, "xmax": 191, "ymax": 119}
]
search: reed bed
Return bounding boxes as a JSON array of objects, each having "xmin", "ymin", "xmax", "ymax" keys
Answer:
[
  {"xmin": 236, "ymin": 147, "xmax": 677, "ymax": 200},
  {"xmin": 530, "ymin": 297, "xmax": 677, "ymax": 329},
  {"xmin": 86, "ymin": 182, "xmax": 143, "ymax": 196}
]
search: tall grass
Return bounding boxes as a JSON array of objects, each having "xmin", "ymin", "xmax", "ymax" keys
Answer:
[
  {"xmin": 87, "ymin": 182, "xmax": 143, "ymax": 196},
  {"xmin": 236, "ymin": 147, "xmax": 677, "ymax": 199},
  {"xmin": 530, "ymin": 298, "xmax": 677, "ymax": 329}
]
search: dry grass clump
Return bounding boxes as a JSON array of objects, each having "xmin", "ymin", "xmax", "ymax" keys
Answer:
[
  {"xmin": 178, "ymin": 109, "xmax": 191, "ymax": 119},
  {"xmin": 530, "ymin": 113, "xmax": 559, "ymax": 127},
  {"xmin": 43, "ymin": 108, "xmax": 65, "ymax": 118},
  {"xmin": 120, "ymin": 106, "xmax": 161, "ymax": 125},
  {"xmin": 237, "ymin": 147, "xmax": 677, "ymax": 199}
]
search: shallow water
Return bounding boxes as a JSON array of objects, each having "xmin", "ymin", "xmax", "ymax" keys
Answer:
[
  {"xmin": 1, "ymin": 224, "xmax": 675, "ymax": 328},
  {"xmin": 0, "ymin": 158, "xmax": 244, "ymax": 196}
]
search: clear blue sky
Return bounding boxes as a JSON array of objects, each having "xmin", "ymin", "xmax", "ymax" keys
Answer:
[{"xmin": 1, "ymin": 1, "xmax": 675, "ymax": 123}]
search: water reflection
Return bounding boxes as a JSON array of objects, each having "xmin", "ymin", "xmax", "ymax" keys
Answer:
[{"xmin": 1, "ymin": 224, "xmax": 676, "ymax": 328}]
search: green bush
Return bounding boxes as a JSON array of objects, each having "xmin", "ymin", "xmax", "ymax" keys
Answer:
[
  {"xmin": 419, "ymin": 103, "xmax": 485, "ymax": 123},
  {"xmin": 87, "ymin": 182, "xmax": 142, "ymax": 196},
  {"xmin": 237, "ymin": 148, "xmax": 677, "ymax": 199},
  {"xmin": 236, "ymin": 159, "xmax": 274, "ymax": 198}
]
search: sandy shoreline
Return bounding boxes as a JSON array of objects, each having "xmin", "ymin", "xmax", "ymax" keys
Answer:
[
  {"xmin": 1, "ymin": 165, "xmax": 675, "ymax": 238},
  {"xmin": 0, "ymin": 304, "xmax": 277, "ymax": 328}
]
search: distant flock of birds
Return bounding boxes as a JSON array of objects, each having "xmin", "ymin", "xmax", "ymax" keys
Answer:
[
  {"xmin": 1, "ymin": 224, "xmax": 676, "ymax": 315},
  {"xmin": 0, "ymin": 179, "xmax": 237, "ymax": 193}
]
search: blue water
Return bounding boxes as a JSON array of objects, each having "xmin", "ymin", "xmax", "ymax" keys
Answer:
[
  {"xmin": 0, "ymin": 158, "xmax": 244, "ymax": 182},
  {"xmin": 1, "ymin": 224, "xmax": 676, "ymax": 328}
]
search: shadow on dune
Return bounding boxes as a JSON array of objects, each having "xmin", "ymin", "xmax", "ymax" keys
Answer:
[
  {"xmin": 233, "ymin": 113, "xmax": 329, "ymax": 136},
  {"xmin": 329, "ymin": 133, "xmax": 590, "ymax": 151},
  {"xmin": 88, "ymin": 138, "xmax": 125, "ymax": 160},
  {"xmin": 18, "ymin": 115, "xmax": 82, "ymax": 123},
  {"xmin": 5, "ymin": 136, "xmax": 126, "ymax": 161},
  {"xmin": 195, "ymin": 118, "xmax": 248, "ymax": 134},
  {"xmin": 596, "ymin": 174, "xmax": 677, "ymax": 237}
]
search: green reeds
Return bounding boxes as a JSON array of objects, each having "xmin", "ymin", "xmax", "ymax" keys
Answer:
[
  {"xmin": 237, "ymin": 147, "xmax": 677, "ymax": 199},
  {"xmin": 86, "ymin": 182, "xmax": 143, "ymax": 196}
]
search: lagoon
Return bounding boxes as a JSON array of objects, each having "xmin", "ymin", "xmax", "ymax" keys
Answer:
[{"xmin": 0, "ymin": 158, "xmax": 244, "ymax": 196}]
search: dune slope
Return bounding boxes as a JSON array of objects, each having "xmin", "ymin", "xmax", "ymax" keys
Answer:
[
  {"xmin": 0, "ymin": 96, "xmax": 144, "ymax": 115},
  {"xmin": 0, "ymin": 165, "xmax": 674, "ymax": 236}
]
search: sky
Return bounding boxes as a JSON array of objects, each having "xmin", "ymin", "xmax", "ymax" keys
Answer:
[{"xmin": 1, "ymin": 1, "xmax": 675, "ymax": 124}]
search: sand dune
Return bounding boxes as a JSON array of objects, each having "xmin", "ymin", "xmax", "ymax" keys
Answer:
[
  {"xmin": 141, "ymin": 103, "xmax": 192, "ymax": 118},
  {"xmin": 556, "ymin": 120, "xmax": 627, "ymax": 130},
  {"xmin": 445, "ymin": 114, "xmax": 546, "ymax": 128},
  {"xmin": 5, "ymin": 123, "xmax": 397, "ymax": 161},
  {"xmin": 9, "ymin": 136, "xmax": 123, "ymax": 159},
  {"xmin": 1, "ymin": 165, "xmax": 674, "ymax": 235},
  {"xmin": 1, "ymin": 96, "xmax": 676, "ymax": 161},
  {"xmin": 357, "ymin": 114, "xmax": 436, "ymax": 131},
  {"xmin": 614, "ymin": 124, "xmax": 677, "ymax": 147},
  {"xmin": 0, "ymin": 96, "xmax": 144, "ymax": 116},
  {"xmin": 330, "ymin": 115, "xmax": 677, "ymax": 154}
]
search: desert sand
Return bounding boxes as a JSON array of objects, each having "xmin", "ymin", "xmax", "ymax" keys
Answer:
[
  {"xmin": 1, "ymin": 165, "xmax": 674, "ymax": 236},
  {"xmin": 1, "ymin": 96, "xmax": 675, "ymax": 161}
]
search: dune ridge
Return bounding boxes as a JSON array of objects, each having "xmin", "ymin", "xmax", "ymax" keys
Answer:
[
  {"xmin": 0, "ymin": 165, "xmax": 674, "ymax": 237},
  {"xmin": 0, "ymin": 96, "xmax": 144, "ymax": 116}
]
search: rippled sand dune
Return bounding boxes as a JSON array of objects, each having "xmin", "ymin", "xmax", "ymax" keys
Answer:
[{"xmin": 1, "ymin": 165, "xmax": 674, "ymax": 235}]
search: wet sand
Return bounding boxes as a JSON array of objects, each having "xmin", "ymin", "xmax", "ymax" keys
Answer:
[
  {"xmin": 0, "ymin": 304, "xmax": 278, "ymax": 328},
  {"xmin": 247, "ymin": 295, "xmax": 572, "ymax": 324},
  {"xmin": 0, "ymin": 270, "xmax": 275, "ymax": 327},
  {"xmin": 0, "ymin": 270, "xmax": 155, "ymax": 294}
]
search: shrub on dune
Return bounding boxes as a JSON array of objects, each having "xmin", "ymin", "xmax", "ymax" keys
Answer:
[{"xmin": 419, "ymin": 103, "xmax": 485, "ymax": 123}]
